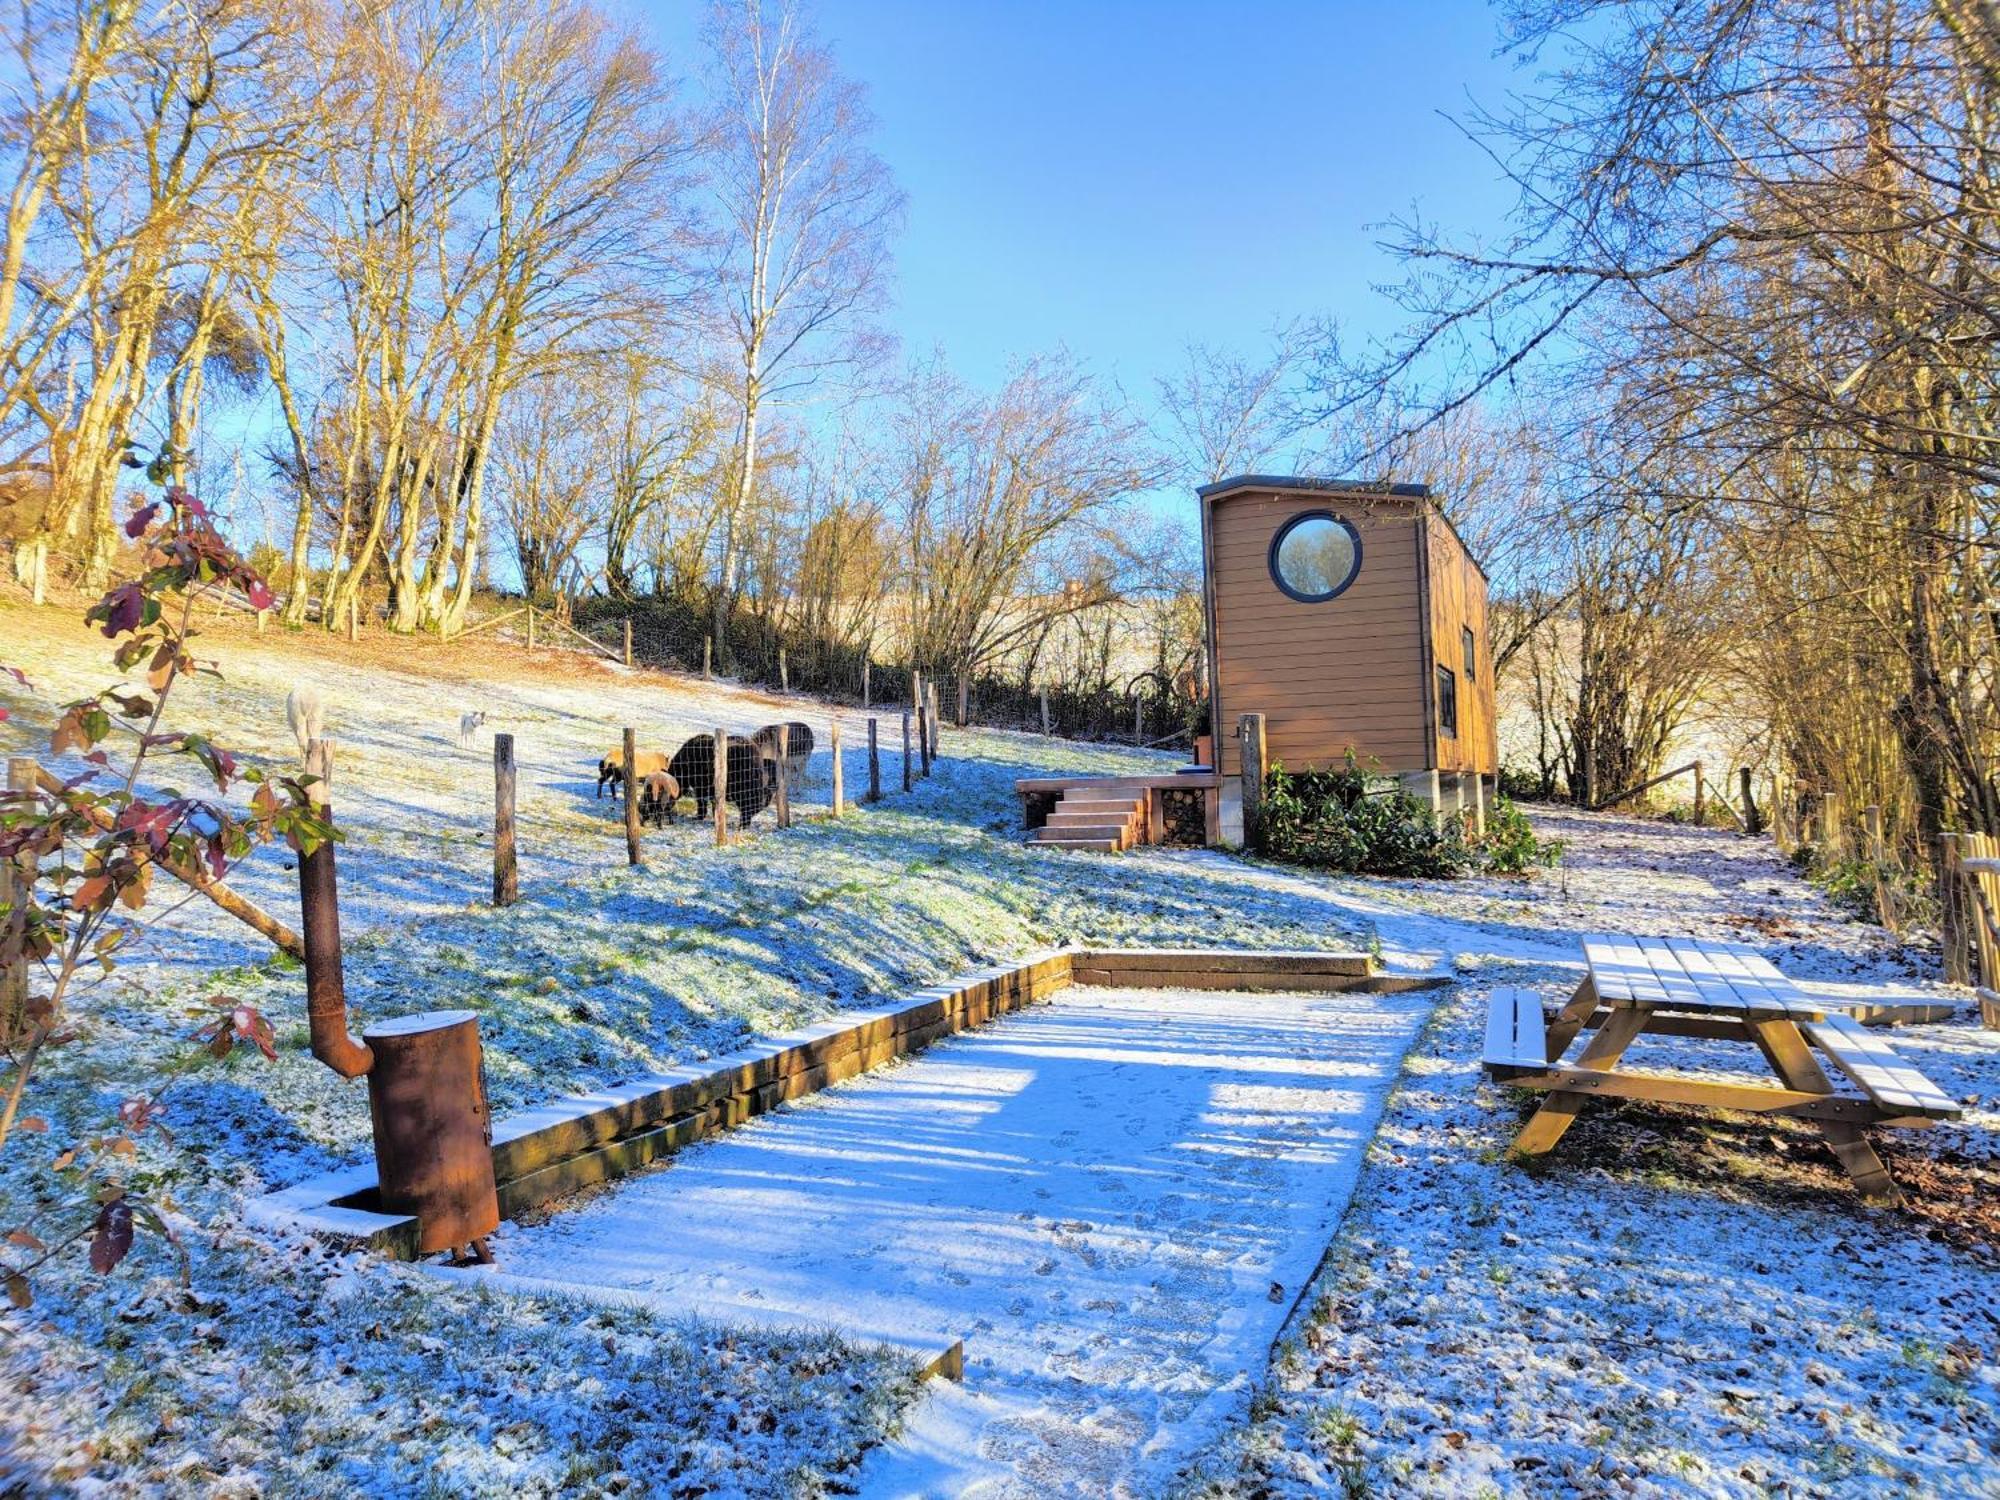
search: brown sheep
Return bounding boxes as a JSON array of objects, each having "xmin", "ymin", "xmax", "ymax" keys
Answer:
[
  {"xmin": 597, "ymin": 746, "xmax": 668, "ymax": 798},
  {"xmin": 637, "ymin": 771, "xmax": 681, "ymax": 828}
]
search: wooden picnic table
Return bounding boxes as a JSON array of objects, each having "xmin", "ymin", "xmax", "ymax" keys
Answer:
[{"xmin": 1484, "ymin": 936, "xmax": 1961, "ymax": 1206}]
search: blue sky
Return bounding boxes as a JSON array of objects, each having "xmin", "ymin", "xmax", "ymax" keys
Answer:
[{"xmin": 643, "ymin": 0, "xmax": 1526, "ymax": 410}]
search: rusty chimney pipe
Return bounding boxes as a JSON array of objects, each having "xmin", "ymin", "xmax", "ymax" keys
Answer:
[{"xmin": 299, "ymin": 739, "xmax": 373, "ymax": 1079}]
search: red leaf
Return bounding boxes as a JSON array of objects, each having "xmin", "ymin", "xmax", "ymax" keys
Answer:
[
  {"xmin": 88, "ymin": 1198, "xmax": 133, "ymax": 1274},
  {"xmin": 4, "ymin": 1273, "xmax": 28, "ymax": 1309},
  {"xmin": 6, "ymin": 1229, "xmax": 44, "ymax": 1251},
  {"xmin": 244, "ymin": 580, "xmax": 275, "ymax": 612},
  {"xmin": 124, "ymin": 503, "xmax": 160, "ymax": 539},
  {"xmin": 14, "ymin": 1117, "xmax": 46, "ymax": 1134}
]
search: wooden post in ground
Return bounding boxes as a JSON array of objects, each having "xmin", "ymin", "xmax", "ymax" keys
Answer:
[
  {"xmin": 703, "ymin": 636, "xmax": 712, "ymax": 680},
  {"xmin": 1740, "ymin": 767, "xmax": 1760, "ymax": 834},
  {"xmin": 623, "ymin": 727, "xmax": 642, "ymax": 866},
  {"xmin": 902, "ymin": 712, "xmax": 913, "ymax": 792},
  {"xmin": 712, "ymin": 728, "xmax": 728, "ymax": 846},
  {"xmin": 867, "ymin": 718, "xmax": 880, "ymax": 802},
  {"xmin": 829, "ymin": 722, "xmax": 843, "ymax": 816},
  {"xmin": 1238, "ymin": 712, "xmax": 1267, "ymax": 851},
  {"xmin": 257, "ymin": 608, "xmax": 268, "ymax": 635},
  {"xmin": 1039, "ymin": 687, "xmax": 1051, "ymax": 737},
  {"xmin": 775, "ymin": 723, "xmax": 791, "ymax": 828},
  {"xmin": 779, "ymin": 647, "xmax": 789, "ymax": 693},
  {"xmin": 1942, "ymin": 834, "xmax": 1967, "ymax": 985},
  {"xmin": 28, "ymin": 539, "xmax": 45, "ymax": 606},
  {"xmin": 916, "ymin": 679, "xmax": 931, "ymax": 778},
  {"xmin": 623, "ymin": 619, "xmax": 633, "ymax": 668},
  {"xmin": 1822, "ymin": 791, "xmax": 1844, "ymax": 852},
  {"xmin": 1, "ymin": 758, "xmax": 35, "ymax": 1044},
  {"xmin": 493, "ymin": 734, "xmax": 518, "ymax": 907},
  {"xmin": 956, "ymin": 674, "xmax": 968, "ymax": 729},
  {"xmin": 1693, "ymin": 762, "xmax": 1705, "ymax": 825},
  {"xmin": 862, "ymin": 660, "xmax": 871, "ymax": 709},
  {"xmin": 927, "ymin": 682, "xmax": 940, "ymax": 762}
]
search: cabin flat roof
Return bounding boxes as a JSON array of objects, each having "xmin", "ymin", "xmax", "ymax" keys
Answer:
[{"xmin": 1195, "ymin": 474, "xmax": 1431, "ymax": 501}]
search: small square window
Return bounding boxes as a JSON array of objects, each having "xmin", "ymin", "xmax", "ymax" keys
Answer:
[
  {"xmin": 1462, "ymin": 626, "xmax": 1476, "ymax": 677},
  {"xmin": 1436, "ymin": 665, "xmax": 1458, "ymax": 738}
]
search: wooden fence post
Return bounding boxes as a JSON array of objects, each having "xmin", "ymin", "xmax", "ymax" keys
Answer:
[
  {"xmin": 1238, "ymin": 713, "xmax": 1267, "ymax": 851},
  {"xmin": 2, "ymin": 758, "xmax": 35, "ymax": 1043},
  {"xmin": 1039, "ymin": 687, "xmax": 1051, "ymax": 738},
  {"xmin": 775, "ymin": 723, "xmax": 791, "ymax": 828},
  {"xmin": 927, "ymin": 682, "xmax": 940, "ymax": 762},
  {"xmin": 956, "ymin": 675, "xmax": 968, "ymax": 729},
  {"xmin": 1941, "ymin": 833, "xmax": 1967, "ymax": 985},
  {"xmin": 829, "ymin": 721, "xmax": 843, "ymax": 816},
  {"xmin": 867, "ymin": 718, "xmax": 880, "ymax": 802},
  {"xmin": 862, "ymin": 660, "xmax": 871, "ymax": 709},
  {"xmin": 1692, "ymin": 761, "xmax": 1705, "ymax": 825},
  {"xmin": 623, "ymin": 727, "xmax": 642, "ymax": 866},
  {"xmin": 493, "ymin": 734, "xmax": 518, "ymax": 907},
  {"xmin": 623, "ymin": 619, "xmax": 633, "ymax": 668},
  {"xmin": 712, "ymin": 727, "xmax": 728, "ymax": 846},
  {"xmin": 916, "ymin": 682, "xmax": 931, "ymax": 778},
  {"xmin": 257, "ymin": 607, "xmax": 268, "ymax": 635},
  {"xmin": 779, "ymin": 647, "xmax": 789, "ymax": 693},
  {"xmin": 902, "ymin": 712, "xmax": 913, "ymax": 792},
  {"xmin": 703, "ymin": 636, "xmax": 712, "ymax": 680}
]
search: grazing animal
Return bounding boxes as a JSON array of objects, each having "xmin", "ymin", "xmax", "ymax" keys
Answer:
[
  {"xmin": 666, "ymin": 734, "xmax": 776, "ymax": 824},
  {"xmin": 286, "ymin": 686, "xmax": 324, "ymax": 755},
  {"xmin": 457, "ymin": 710, "xmax": 488, "ymax": 748},
  {"xmin": 750, "ymin": 720, "xmax": 815, "ymax": 784},
  {"xmin": 597, "ymin": 745, "xmax": 668, "ymax": 798},
  {"xmin": 637, "ymin": 771, "xmax": 681, "ymax": 828}
]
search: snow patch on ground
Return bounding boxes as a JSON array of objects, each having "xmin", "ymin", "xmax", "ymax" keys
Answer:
[{"xmin": 475, "ymin": 982, "xmax": 1433, "ymax": 1498}]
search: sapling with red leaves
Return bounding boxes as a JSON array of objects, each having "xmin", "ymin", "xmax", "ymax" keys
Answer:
[{"xmin": 0, "ymin": 472, "xmax": 337, "ymax": 1304}]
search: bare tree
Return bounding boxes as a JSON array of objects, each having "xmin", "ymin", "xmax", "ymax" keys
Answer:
[{"xmin": 701, "ymin": 0, "xmax": 902, "ymax": 665}]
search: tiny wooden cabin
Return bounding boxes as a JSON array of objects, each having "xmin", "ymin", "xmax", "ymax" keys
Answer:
[{"xmin": 1199, "ymin": 475, "xmax": 1496, "ymax": 781}]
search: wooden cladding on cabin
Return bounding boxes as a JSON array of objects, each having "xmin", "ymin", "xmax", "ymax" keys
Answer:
[
  {"xmin": 1424, "ymin": 516, "xmax": 1497, "ymax": 775},
  {"xmin": 1207, "ymin": 490, "xmax": 1431, "ymax": 775}
]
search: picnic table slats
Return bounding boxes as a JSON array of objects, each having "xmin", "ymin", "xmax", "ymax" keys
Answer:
[
  {"xmin": 1483, "ymin": 988, "xmax": 1549, "ymax": 1072},
  {"xmin": 1634, "ymin": 936, "xmax": 1729, "ymax": 1015},
  {"xmin": 1669, "ymin": 939, "xmax": 1822, "ymax": 1020},
  {"xmin": 1802, "ymin": 1015, "xmax": 1961, "ymax": 1119}
]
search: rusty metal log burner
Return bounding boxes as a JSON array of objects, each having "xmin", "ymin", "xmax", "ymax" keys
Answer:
[{"xmin": 298, "ymin": 740, "xmax": 499, "ymax": 1260}]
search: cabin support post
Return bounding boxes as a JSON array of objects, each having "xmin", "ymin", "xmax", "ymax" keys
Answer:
[
  {"xmin": 1237, "ymin": 713, "xmax": 1267, "ymax": 852},
  {"xmin": 1459, "ymin": 772, "xmax": 1486, "ymax": 836},
  {"xmin": 1400, "ymin": 769, "xmax": 1442, "ymax": 829}
]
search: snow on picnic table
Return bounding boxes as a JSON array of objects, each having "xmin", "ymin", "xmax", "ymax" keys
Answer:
[{"xmin": 1187, "ymin": 807, "xmax": 2000, "ymax": 1499}]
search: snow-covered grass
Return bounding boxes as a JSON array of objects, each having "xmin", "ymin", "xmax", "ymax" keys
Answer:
[
  {"xmin": 0, "ymin": 602, "xmax": 1377, "ymax": 1495},
  {"xmin": 1183, "ymin": 808, "xmax": 2000, "ymax": 1499}
]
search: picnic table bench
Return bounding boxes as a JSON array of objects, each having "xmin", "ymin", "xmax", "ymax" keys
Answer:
[{"xmin": 1484, "ymin": 936, "xmax": 1962, "ymax": 1206}]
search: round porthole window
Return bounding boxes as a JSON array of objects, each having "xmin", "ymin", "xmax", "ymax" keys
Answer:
[{"xmin": 1268, "ymin": 511, "xmax": 1362, "ymax": 602}]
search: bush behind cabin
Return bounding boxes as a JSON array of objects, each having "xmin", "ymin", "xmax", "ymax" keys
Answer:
[{"xmin": 1259, "ymin": 756, "xmax": 1561, "ymax": 878}]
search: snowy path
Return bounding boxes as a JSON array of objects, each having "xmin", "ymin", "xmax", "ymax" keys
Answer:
[{"xmin": 479, "ymin": 982, "xmax": 1434, "ymax": 1497}]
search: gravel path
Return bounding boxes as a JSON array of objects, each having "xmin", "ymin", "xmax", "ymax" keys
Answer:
[{"xmin": 475, "ymin": 982, "xmax": 1435, "ymax": 1498}]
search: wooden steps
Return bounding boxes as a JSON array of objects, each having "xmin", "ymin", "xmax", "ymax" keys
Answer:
[{"xmin": 1028, "ymin": 786, "xmax": 1148, "ymax": 853}]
